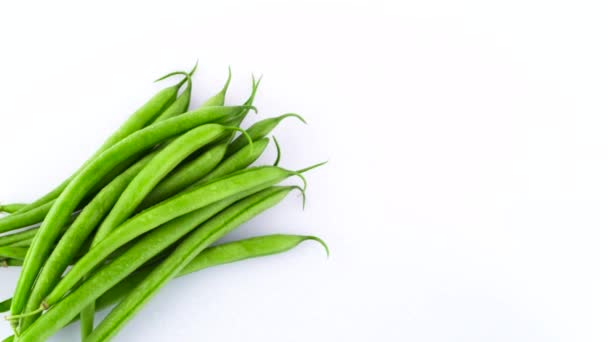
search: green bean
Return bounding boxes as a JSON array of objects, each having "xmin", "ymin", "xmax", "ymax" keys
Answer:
[
  {"xmin": 191, "ymin": 138, "xmax": 270, "ymax": 189},
  {"xmin": 0, "ymin": 234, "xmax": 325, "ymax": 342},
  {"xmin": 15, "ymin": 72, "xmax": 190, "ymax": 215},
  {"xmin": 0, "ymin": 227, "xmax": 38, "ymax": 247},
  {"xmin": 136, "ymin": 75, "xmax": 261, "ymax": 211},
  {"xmin": 0, "ymin": 298, "xmax": 9, "ymax": 313},
  {"xmin": 7, "ymin": 239, "xmax": 32, "ymax": 248},
  {"xmin": 17, "ymin": 187, "xmax": 294, "ymax": 342},
  {"xmin": 40, "ymin": 166, "xmax": 303, "ymax": 310},
  {"xmin": 0, "ymin": 202, "xmax": 51, "ymax": 234},
  {"xmin": 151, "ymin": 69, "xmax": 195, "ymax": 123},
  {"xmin": 0, "ymin": 259, "xmax": 22, "ymax": 267},
  {"xmin": 101, "ymin": 234, "xmax": 327, "ymax": 310},
  {"xmin": 0, "ymin": 247, "xmax": 27, "ymax": 260},
  {"xmin": 137, "ymin": 143, "xmax": 227, "ymax": 210},
  {"xmin": 200, "ymin": 67, "xmax": 232, "ymax": 107},
  {"xmin": 92, "ymin": 125, "xmax": 237, "ymax": 246},
  {"xmin": 0, "ymin": 204, "xmax": 27, "ymax": 214},
  {"xmin": 18, "ymin": 152, "xmax": 159, "ymax": 331},
  {"xmin": 87, "ymin": 187, "xmax": 299, "ymax": 342},
  {"xmin": 226, "ymin": 113, "xmax": 306, "ymax": 157},
  {"xmin": 0, "ymin": 73, "xmax": 194, "ymax": 233},
  {"xmin": 10, "ymin": 105, "xmax": 251, "ymax": 321},
  {"xmin": 78, "ymin": 124, "xmax": 242, "ymax": 337}
]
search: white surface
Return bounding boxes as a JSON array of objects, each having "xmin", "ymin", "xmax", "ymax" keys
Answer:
[{"xmin": 1, "ymin": 1, "xmax": 608, "ymax": 341}]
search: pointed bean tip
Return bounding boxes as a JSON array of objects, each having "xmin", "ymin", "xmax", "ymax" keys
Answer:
[
  {"xmin": 305, "ymin": 236, "xmax": 330, "ymax": 258},
  {"xmin": 190, "ymin": 60, "xmax": 199, "ymax": 76}
]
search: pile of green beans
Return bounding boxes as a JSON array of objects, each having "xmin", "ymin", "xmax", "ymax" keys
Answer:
[{"xmin": 0, "ymin": 65, "xmax": 326, "ymax": 342}]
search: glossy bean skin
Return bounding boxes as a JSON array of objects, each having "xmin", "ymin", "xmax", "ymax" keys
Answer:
[
  {"xmin": 15, "ymin": 76, "xmax": 187, "ymax": 215},
  {"xmin": 0, "ymin": 204, "xmax": 27, "ymax": 214},
  {"xmin": 86, "ymin": 187, "xmax": 298, "ymax": 342},
  {"xmin": 42, "ymin": 166, "xmax": 298, "ymax": 309},
  {"xmin": 18, "ymin": 187, "xmax": 294, "ymax": 342},
  {"xmin": 77, "ymin": 124, "xmax": 234, "ymax": 338},
  {"xmin": 19, "ymin": 152, "xmax": 159, "ymax": 330},
  {"xmin": 226, "ymin": 113, "xmax": 306, "ymax": 157},
  {"xmin": 133, "ymin": 70, "xmax": 236, "ymax": 211},
  {"xmin": 92, "ymin": 124, "xmax": 231, "ymax": 246},
  {"xmin": 137, "ymin": 143, "xmax": 227, "ymax": 210},
  {"xmin": 11, "ymin": 105, "xmax": 250, "ymax": 320}
]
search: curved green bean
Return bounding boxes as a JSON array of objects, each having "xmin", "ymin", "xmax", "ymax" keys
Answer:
[
  {"xmin": 18, "ymin": 187, "xmax": 295, "ymax": 342},
  {"xmin": 136, "ymin": 74, "xmax": 262, "ymax": 212},
  {"xmin": 0, "ymin": 234, "xmax": 325, "ymax": 313},
  {"xmin": 92, "ymin": 124, "xmax": 234, "ymax": 246},
  {"xmin": 11, "ymin": 105, "xmax": 251, "ymax": 320},
  {"xmin": 1, "ymin": 234, "xmax": 325, "ymax": 341},
  {"xmin": 41, "ymin": 166, "xmax": 301, "ymax": 309},
  {"xmin": 226, "ymin": 113, "xmax": 306, "ymax": 157},
  {"xmin": 101, "ymin": 234, "xmax": 327, "ymax": 310},
  {"xmin": 191, "ymin": 138, "xmax": 270, "ymax": 189},
  {"xmin": 15, "ymin": 73, "xmax": 189, "ymax": 215},
  {"xmin": 78, "ymin": 124, "xmax": 240, "ymax": 337},
  {"xmin": 87, "ymin": 187, "xmax": 298, "ymax": 342},
  {"xmin": 19, "ymin": 152, "xmax": 159, "ymax": 331},
  {"xmin": 200, "ymin": 67, "xmax": 232, "ymax": 107},
  {"xmin": 137, "ymin": 143, "xmax": 227, "ymax": 210}
]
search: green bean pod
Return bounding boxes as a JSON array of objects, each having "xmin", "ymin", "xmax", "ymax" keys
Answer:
[
  {"xmin": 92, "ymin": 124, "xmax": 233, "ymax": 246},
  {"xmin": 0, "ymin": 246, "xmax": 27, "ymax": 260},
  {"xmin": 137, "ymin": 143, "xmax": 227, "ymax": 210},
  {"xmin": 195, "ymin": 137, "xmax": 270, "ymax": 187},
  {"xmin": 1, "ymin": 234, "xmax": 325, "ymax": 342},
  {"xmin": 101, "ymin": 234, "xmax": 327, "ymax": 310},
  {"xmin": 226, "ymin": 113, "xmax": 306, "ymax": 157},
  {"xmin": 151, "ymin": 71, "xmax": 194, "ymax": 123},
  {"xmin": 87, "ymin": 187, "xmax": 298, "ymax": 342},
  {"xmin": 7, "ymin": 239, "xmax": 32, "ymax": 248},
  {"xmin": 18, "ymin": 152, "xmax": 159, "ymax": 331},
  {"xmin": 0, "ymin": 204, "xmax": 27, "ymax": 214},
  {"xmin": 200, "ymin": 67, "xmax": 232, "ymax": 107},
  {"xmin": 15, "ymin": 74, "xmax": 189, "ymax": 215},
  {"xmin": 41, "ymin": 166, "xmax": 302, "ymax": 310},
  {"xmin": 133, "ymin": 69, "xmax": 238, "ymax": 211},
  {"xmin": 0, "ymin": 235, "xmax": 325, "ymax": 314},
  {"xmin": 0, "ymin": 202, "xmax": 51, "ymax": 234},
  {"xmin": 18, "ymin": 187, "xmax": 296, "ymax": 342},
  {"xmin": 78, "ymin": 124, "xmax": 239, "ymax": 337},
  {"xmin": 11, "ymin": 105, "xmax": 251, "ymax": 320},
  {"xmin": 0, "ymin": 227, "xmax": 38, "ymax": 247}
]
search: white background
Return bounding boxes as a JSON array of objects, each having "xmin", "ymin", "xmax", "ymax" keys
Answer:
[{"xmin": 1, "ymin": 1, "xmax": 608, "ymax": 341}]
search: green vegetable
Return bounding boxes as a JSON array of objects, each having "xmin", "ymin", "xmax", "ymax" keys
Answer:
[
  {"xmin": 11, "ymin": 105, "xmax": 252, "ymax": 322},
  {"xmin": 0, "ymin": 204, "xmax": 27, "ymax": 214}
]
